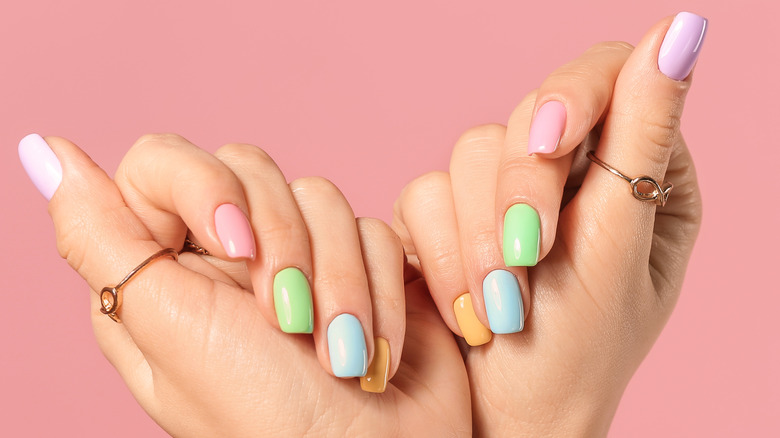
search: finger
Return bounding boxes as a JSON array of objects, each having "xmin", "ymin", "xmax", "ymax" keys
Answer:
[
  {"xmin": 214, "ymin": 144, "xmax": 315, "ymax": 334},
  {"xmin": 450, "ymin": 125, "xmax": 529, "ymax": 337},
  {"xmin": 497, "ymin": 42, "xmax": 633, "ymax": 267},
  {"xmin": 355, "ymin": 217, "xmax": 405, "ymax": 393},
  {"xmin": 393, "ymin": 171, "xmax": 491, "ymax": 346},
  {"xmin": 116, "ymin": 134, "xmax": 256, "ymax": 261},
  {"xmin": 19, "ymin": 134, "xmax": 225, "ymax": 401},
  {"xmin": 575, "ymin": 12, "xmax": 707, "ymax": 257},
  {"xmin": 526, "ymin": 41, "xmax": 633, "ymax": 157},
  {"xmin": 290, "ymin": 177, "xmax": 373, "ymax": 378}
]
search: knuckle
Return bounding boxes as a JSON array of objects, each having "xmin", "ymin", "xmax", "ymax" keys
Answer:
[
  {"xmin": 290, "ymin": 176, "xmax": 343, "ymax": 199},
  {"xmin": 356, "ymin": 217, "xmax": 403, "ymax": 254},
  {"xmin": 457, "ymin": 123, "xmax": 507, "ymax": 146},
  {"xmin": 587, "ymin": 40, "xmax": 635, "ymax": 56},
  {"xmin": 216, "ymin": 143, "xmax": 272, "ymax": 164},
  {"xmin": 132, "ymin": 133, "xmax": 188, "ymax": 151},
  {"xmin": 401, "ymin": 171, "xmax": 450, "ymax": 204}
]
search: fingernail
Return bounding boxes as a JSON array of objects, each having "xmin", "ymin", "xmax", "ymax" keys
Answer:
[
  {"xmin": 658, "ymin": 12, "xmax": 708, "ymax": 81},
  {"xmin": 18, "ymin": 134, "xmax": 62, "ymax": 201},
  {"xmin": 214, "ymin": 203, "xmax": 256, "ymax": 259},
  {"xmin": 528, "ymin": 101, "xmax": 566, "ymax": 155},
  {"xmin": 503, "ymin": 204, "xmax": 541, "ymax": 267},
  {"xmin": 483, "ymin": 270, "xmax": 524, "ymax": 334},
  {"xmin": 360, "ymin": 337, "xmax": 390, "ymax": 393},
  {"xmin": 327, "ymin": 314, "xmax": 368, "ymax": 378},
  {"xmin": 273, "ymin": 267, "xmax": 314, "ymax": 334},
  {"xmin": 453, "ymin": 293, "xmax": 492, "ymax": 346}
]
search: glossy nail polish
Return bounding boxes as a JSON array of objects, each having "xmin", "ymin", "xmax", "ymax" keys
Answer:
[
  {"xmin": 483, "ymin": 270, "xmax": 524, "ymax": 334},
  {"xmin": 658, "ymin": 12, "xmax": 708, "ymax": 81},
  {"xmin": 214, "ymin": 203, "xmax": 256, "ymax": 259},
  {"xmin": 273, "ymin": 267, "xmax": 314, "ymax": 334},
  {"xmin": 18, "ymin": 134, "xmax": 62, "ymax": 200},
  {"xmin": 503, "ymin": 203, "xmax": 541, "ymax": 266},
  {"xmin": 327, "ymin": 314, "xmax": 368, "ymax": 378},
  {"xmin": 528, "ymin": 101, "xmax": 566, "ymax": 155},
  {"xmin": 360, "ymin": 337, "xmax": 390, "ymax": 393},
  {"xmin": 453, "ymin": 293, "xmax": 492, "ymax": 346}
]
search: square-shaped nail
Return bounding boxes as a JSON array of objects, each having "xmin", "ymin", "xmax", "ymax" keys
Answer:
[
  {"xmin": 360, "ymin": 337, "xmax": 390, "ymax": 393},
  {"xmin": 528, "ymin": 101, "xmax": 566, "ymax": 155},
  {"xmin": 453, "ymin": 293, "xmax": 492, "ymax": 346},
  {"xmin": 503, "ymin": 203, "xmax": 540, "ymax": 267},
  {"xmin": 327, "ymin": 314, "xmax": 368, "ymax": 378},
  {"xmin": 658, "ymin": 12, "xmax": 708, "ymax": 81},
  {"xmin": 273, "ymin": 267, "xmax": 314, "ymax": 334},
  {"xmin": 483, "ymin": 269, "xmax": 524, "ymax": 334},
  {"xmin": 18, "ymin": 134, "xmax": 62, "ymax": 201}
]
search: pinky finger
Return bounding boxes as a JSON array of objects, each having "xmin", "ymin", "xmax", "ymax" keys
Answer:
[{"xmin": 355, "ymin": 217, "xmax": 405, "ymax": 393}]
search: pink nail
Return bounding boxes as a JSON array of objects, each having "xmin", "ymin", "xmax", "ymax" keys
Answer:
[
  {"xmin": 658, "ymin": 12, "xmax": 708, "ymax": 81},
  {"xmin": 528, "ymin": 101, "xmax": 566, "ymax": 155},
  {"xmin": 18, "ymin": 134, "xmax": 63, "ymax": 201},
  {"xmin": 214, "ymin": 203, "xmax": 256, "ymax": 259}
]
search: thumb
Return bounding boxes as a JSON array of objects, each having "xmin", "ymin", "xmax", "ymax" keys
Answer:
[{"xmin": 18, "ymin": 134, "xmax": 219, "ymax": 359}]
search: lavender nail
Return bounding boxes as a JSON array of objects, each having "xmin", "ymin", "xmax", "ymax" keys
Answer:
[
  {"xmin": 658, "ymin": 12, "xmax": 708, "ymax": 81},
  {"xmin": 19, "ymin": 134, "xmax": 62, "ymax": 201}
]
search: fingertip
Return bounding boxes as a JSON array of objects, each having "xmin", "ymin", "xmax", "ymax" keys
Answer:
[
  {"xmin": 19, "ymin": 134, "xmax": 63, "ymax": 201},
  {"xmin": 658, "ymin": 12, "xmax": 708, "ymax": 81}
]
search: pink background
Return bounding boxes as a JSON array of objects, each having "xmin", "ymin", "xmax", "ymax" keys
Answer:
[{"xmin": 1, "ymin": 0, "xmax": 777, "ymax": 436}]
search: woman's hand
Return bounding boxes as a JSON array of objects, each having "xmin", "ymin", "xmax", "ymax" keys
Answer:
[
  {"xmin": 19, "ymin": 134, "xmax": 470, "ymax": 436},
  {"xmin": 393, "ymin": 13, "xmax": 706, "ymax": 436}
]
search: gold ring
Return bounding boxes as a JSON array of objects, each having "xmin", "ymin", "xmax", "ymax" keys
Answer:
[
  {"xmin": 98, "ymin": 248, "xmax": 178, "ymax": 323},
  {"xmin": 181, "ymin": 237, "xmax": 211, "ymax": 256},
  {"xmin": 586, "ymin": 151, "xmax": 673, "ymax": 207}
]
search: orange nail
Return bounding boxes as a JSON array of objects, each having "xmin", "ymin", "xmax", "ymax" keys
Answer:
[
  {"xmin": 453, "ymin": 293, "xmax": 492, "ymax": 346},
  {"xmin": 360, "ymin": 337, "xmax": 390, "ymax": 393}
]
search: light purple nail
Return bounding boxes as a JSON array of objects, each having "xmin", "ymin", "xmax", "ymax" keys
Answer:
[
  {"xmin": 19, "ymin": 134, "xmax": 62, "ymax": 201},
  {"xmin": 658, "ymin": 12, "xmax": 708, "ymax": 81}
]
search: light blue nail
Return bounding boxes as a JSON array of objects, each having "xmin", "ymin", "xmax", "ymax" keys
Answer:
[
  {"xmin": 327, "ymin": 314, "xmax": 368, "ymax": 377},
  {"xmin": 482, "ymin": 269, "xmax": 524, "ymax": 334}
]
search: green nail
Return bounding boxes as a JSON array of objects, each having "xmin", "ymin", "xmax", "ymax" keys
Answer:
[
  {"xmin": 503, "ymin": 204, "xmax": 540, "ymax": 267},
  {"xmin": 273, "ymin": 267, "xmax": 314, "ymax": 333}
]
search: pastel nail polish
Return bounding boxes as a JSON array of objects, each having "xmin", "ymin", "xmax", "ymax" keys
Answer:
[
  {"xmin": 327, "ymin": 314, "xmax": 368, "ymax": 378},
  {"xmin": 482, "ymin": 270, "xmax": 524, "ymax": 334},
  {"xmin": 658, "ymin": 12, "xmax": 708, "ymax": 81},
  {"xmin": 273, "ymin": 267, "xmax": 314, "ymax": 334},
  {"xmin": 503, "ymin": 203, "xmax": 541, "ymax": 267},
  {"xmin": 360, "ymin": 337, "xmax": 390, "ymax": 393},
  {"xmin": 528, "ymin": 101, "xmax": 566, "ymax": 155},
  {"xmin": 18, "ymin": 134, "xmax": 62, "ymax": 200},
  {"xmin": 453, "ymin": 293, "xmax": 492, "ymax": 346},
  {"xmin": 214, "ymin": 203, "xmax": 256, "ymax": 259}
]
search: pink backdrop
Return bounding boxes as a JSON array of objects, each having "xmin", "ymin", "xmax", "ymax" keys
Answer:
[{"xmin": 2, "ymin": 0, "xmax": 777, "ymax": 436}]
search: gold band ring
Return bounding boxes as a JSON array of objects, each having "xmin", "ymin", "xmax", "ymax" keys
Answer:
[
  {"xmin": 98, "ymin": 248, "xmax": 178, "ymax": 323},
  {"xmin": 586, "ymin": 151, "xmax": 673, "ymax": 207}
]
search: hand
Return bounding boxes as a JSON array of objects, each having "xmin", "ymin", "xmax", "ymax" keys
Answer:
[
  {"xmin": 19, "ymin": 134, "xmax": 470, "ymax": 436},
  {"xmin": 393, "ymin": 13, "xmax": 706, "ymax": 436}
]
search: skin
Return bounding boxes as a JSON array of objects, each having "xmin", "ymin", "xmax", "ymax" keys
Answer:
[
  {"xmin": 393, "ymin": 16, "xmax": 701, "ymax": 436},
  {"xmin": 38, "ymin": 15, "xmax": 701, "ymax": 438}
]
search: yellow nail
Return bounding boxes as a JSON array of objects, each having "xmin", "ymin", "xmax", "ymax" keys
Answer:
[
  {"xmin": 360, "ymin": 337, "xmax": 390, "ymax": 393},
  {"xmin": 453, "ymin": 293, "xmax": 492, "ymax": 346}
]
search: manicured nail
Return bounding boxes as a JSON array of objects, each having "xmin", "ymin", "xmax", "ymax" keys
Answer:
[
  {"xmin": 483, "ymin": 270, "xmax": 524, "ymax": 334},
  {"xmin": 18, "ymin": 134, "xmax": 62, "ymax": 201},
  {"xmin": 327, "ymin": 314, "xmax": 368, "ymax": 378},
  {"xmin": 273, "ymin": 267, "xmax": 314, "ymax": 334},
  {"xmin": 360, "ymin": 337, "xmax": 390, "ymax": 393},
  {"xmin": 503, "ymin": 203, "xmax": 541, "ymax": 267},
  {"xmin": 214, "ymin": 203, "xmax": 256, "ymax": 259},
  {"xmin": 528, "ymin": 101, "xmax": 566, "ymax": 155},
  {"xmin": 453, "ymin": 293, "xmax": 492, "ymax": 346},
  {"xmin": 658, "ymin": 12, "xmax": 708, "ymax": 81}
]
